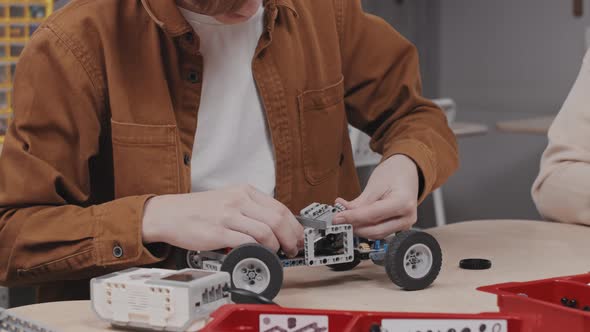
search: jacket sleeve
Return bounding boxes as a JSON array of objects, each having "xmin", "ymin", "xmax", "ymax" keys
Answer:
[
  {"xmin": 338, "ymin": 0, "xmax": 459, "ymax": 200},
  {"xmin": 532, "ymin": 50, "xmax": 590, "ymax": 225},
  {"xmin": 0, "ymin": 26, "xmax": 167, "ymax": 287}
]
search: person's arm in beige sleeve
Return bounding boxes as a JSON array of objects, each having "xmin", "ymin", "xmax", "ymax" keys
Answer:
[
  {"xmin": 332, "ymin": 0, "xmax": 459, "ymax": 237},
  {"xmin": 0, "ymin": 27, "xmax": 168, "ymax": 287},
  {"xmin": 532, "ymin": 50, "xmax": 590, "ymax": 225}
]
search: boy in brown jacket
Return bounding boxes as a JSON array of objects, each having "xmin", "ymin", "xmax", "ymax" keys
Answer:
[{"xmin": 0, "ymin": 0, "xmax": 458, "ymax": 302}]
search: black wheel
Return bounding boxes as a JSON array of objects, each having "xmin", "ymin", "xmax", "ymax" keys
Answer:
[
  {"xmin": 384, "ymin": 230, "xmax": 442, "ymax": 291},
  {"xmin": 174, "ymin": 248, "xmax": 203, "ymax": 269},
  {"xmin": 221, "ymin": 243, "xmax": 284, "ymax": 304},
  {"xmin": 327, "ymin": 249, "xmax": 361, "ymax": 271}
]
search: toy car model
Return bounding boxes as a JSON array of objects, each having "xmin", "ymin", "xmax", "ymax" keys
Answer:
[{"xmin": 176, "ymin": 203, "xmax": 442, "ymax": 303}]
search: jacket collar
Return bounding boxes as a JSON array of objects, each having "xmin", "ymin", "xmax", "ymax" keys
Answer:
[{"xmin": 141, "ymin": 0, "xmax": 298, "ymax": 37}]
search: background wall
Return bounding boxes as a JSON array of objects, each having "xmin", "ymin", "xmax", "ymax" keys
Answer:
[
  {"xmin": 361, "ymin": 0, "xmax": 440, "ymax": 96},
  {"xmin": 362, "ymin": 0, "xmax": 590, "ymax": 225},
  {"xmin": 439, "ymin": 0, "xmax": 590, "ymax": 113}
]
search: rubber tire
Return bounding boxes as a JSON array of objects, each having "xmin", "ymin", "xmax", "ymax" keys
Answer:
[
  {"xmin": 384, "ymin": 230, "xmax": 442, "ymax": 291},
  {"xmin": 221, "ymin": 243, "xmax": 284, "ymax": 304},
  {"xmin": 328, "ymin": 249, "xmax": 362, "ymax": 271},
  {"xmin": 175, "ymin": 248, "xmax": 194, "ymax": 269}
]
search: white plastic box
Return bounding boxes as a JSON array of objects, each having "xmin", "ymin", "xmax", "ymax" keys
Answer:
[{"xmin": 91, "ymin": 268, "xmax": 231, "ymax": 332}]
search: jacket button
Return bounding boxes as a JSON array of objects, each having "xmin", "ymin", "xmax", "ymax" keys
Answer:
[
  {"xmin": 112, "ymin": 245, "xmax": 124, "ymax": 258},
  {"xmin": 185, "ymin": 32, "xmax": 194, "ymax": 42},
  {"xmin": 187, "ymin": 71, "xmax": 200, "ymax": 83},
  {"xmin": 183, "ymin": 153, "xmax": 191, "ymax": 166}
]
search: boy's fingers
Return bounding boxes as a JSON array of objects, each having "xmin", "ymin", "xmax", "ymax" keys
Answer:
[{"xmin": 334, "ymin": 199, "xmax": 401, "ymax": 226}]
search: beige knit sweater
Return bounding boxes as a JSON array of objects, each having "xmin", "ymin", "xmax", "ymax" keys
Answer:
[{"xmin": 532, "ymin": 51, "xmax": 590, "ymax": 225}]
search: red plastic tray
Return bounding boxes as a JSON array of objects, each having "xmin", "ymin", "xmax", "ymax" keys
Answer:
[
  {"xmin": 201, "ymin": 273, "xmax": 590, "ymax": 331},
  {"xmin": 201, "ymin": 304, "xmax": 531, "ymax": 331},
  {"xmin": 479, "ymin": 273, "xmax": 590, "ymax": 332}
]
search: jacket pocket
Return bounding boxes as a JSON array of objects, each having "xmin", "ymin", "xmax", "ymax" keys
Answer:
[
  {"xmin": 110, "ymin": 120, "xmax": 179, "ymax": 197},
  {"xmin": 298, "ymin": 77, "xmax": 346, "ymax": 185}
]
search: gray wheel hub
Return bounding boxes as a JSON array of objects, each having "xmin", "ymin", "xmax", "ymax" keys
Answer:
[
  {"xmin": 232, "ymin": 258, "xmax": 271, "ymax": 294},
  {"xmin": 403, "ymin": 244, "xmax": 433, "ymax": 279}
]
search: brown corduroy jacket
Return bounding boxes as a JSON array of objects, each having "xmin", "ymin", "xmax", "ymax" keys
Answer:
[{"xmin": 0, "ymin": 0, "xmax": 458, "ymax": 302}]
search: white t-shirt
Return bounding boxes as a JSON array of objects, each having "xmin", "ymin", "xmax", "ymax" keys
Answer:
[{"xmin": 178, "ymin": 6, "xmax": 276, "ymax": 195}]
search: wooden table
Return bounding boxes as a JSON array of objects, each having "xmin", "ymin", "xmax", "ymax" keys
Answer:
[
  {"xmin": 8, "ymin": 220, "xmax": 590, "ymax": 331},
  {"xmin": 496, "ymin": 116, "xmax": 555, "ymax": 135}
]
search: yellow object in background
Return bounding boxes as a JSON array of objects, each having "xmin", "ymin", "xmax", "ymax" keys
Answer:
[{"xmin": 0, "ymin": 0, "xmax": 53, "ymax": 144}]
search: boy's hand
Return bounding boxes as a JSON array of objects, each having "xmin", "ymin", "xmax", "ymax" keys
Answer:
[
  {"xmin": 142, "ymin": 185, "xmax": 304, "ymax": 257},
  {"xmin": 333, "ymin": 154, "xmax": 420, "ymax": 239}
]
